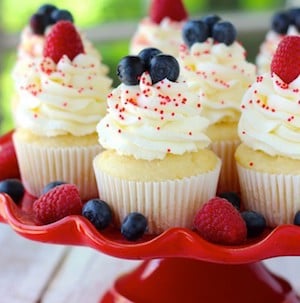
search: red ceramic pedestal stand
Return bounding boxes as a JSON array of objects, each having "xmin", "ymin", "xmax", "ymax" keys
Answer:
[{"xmin": 0, "ymin": 131, "xmax": 300, "ymax": 303}]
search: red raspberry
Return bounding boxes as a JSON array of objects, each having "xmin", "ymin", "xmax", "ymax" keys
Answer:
[
  {"xmin": 33, "ymin": 184, "xmax": 82, "ymax": 224},
  {"xmin": 270, "ymin": 36, "xmax": 300, "ymax": 84},
  {"xmin": 193, "ymin": 197, "xmax": 247, "ymax": 245},
  {"xmin": 149, "ymin": 0, "xmax": 188, "ymax": 24},
  {"xmin": 43, "ymin": 20, "xmax": 84, "ymax": 63}
]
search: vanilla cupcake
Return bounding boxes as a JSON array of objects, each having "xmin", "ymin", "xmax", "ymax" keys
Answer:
[
  {"xmin": 256, "ymin": 8, "xmax": 300, "ymax": 75},
  {"xmin": 235, "ymin": 36, "xmax": 300, "ymax": 227},
  {"xmin": 129, "ymin": 0, "xmax": 187, "ymax": 57},
  {"xmin": 93, "ymin": 51, "xmax": 221, "ymax": 234},
  {"xmin": 178, "ymin": 15, "xmax": 256, "ymax": 193},
  {"xmin": 13, "ymin": 20, "xmax": 112, "ymax": 200}
]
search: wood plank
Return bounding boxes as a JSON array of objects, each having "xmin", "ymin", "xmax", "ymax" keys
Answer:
[
  {"xmin": 0, "ymin": 224, "xmax": 68, "ymax": 303},
  {"xmin": 42, "ymin": 247, "xmax": 141, "ymax": 303}
]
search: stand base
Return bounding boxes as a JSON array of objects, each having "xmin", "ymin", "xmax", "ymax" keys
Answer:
[{"xmin": 101, "ymin": 258, "xmax": 300, "ymax": 303}]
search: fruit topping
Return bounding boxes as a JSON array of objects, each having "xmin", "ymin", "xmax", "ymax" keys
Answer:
[
  {"xmin": 182, "ymin": 20, "xmax": 209, "ymax": 48},
  {"xmin": 270, "ymin": 35, "xmax": 300, "ymax": 84},
  {"xmin": 42, "ymin": 181, "xmax": 67, "ymax": 194},
  {"xmin": 149, "ymin": 54, "xmax": 180, "ymax": 84},
  {"xmin": 37, "ymin": 4, "xmax": 57, "ymax": 16},
  {"xmin": 212, "ymin": 21, "xmax": 237, "ymax": 46},
  {"xmin": 50, "ymin": 9, "xmax": 74, "ymax": 24},
  {"xmin": 289, "ymin": 7, "xmax": 300, "ymax": 31},
  {"xmin": 121, "ymin": 212, "xmax": 148, "ymax": 241},
  {"xmin": 138, "ymin": 47, "xmax": 162, "ymax": 69},
  {"xmin": 271, "ymin": 11, "xmax": 290, "ymax": 34},
  {"xmin": 149, "ymin": 0, "xmax": 187, "ymax": 24},
  {"xmin": 32, "ymin": 183, "xmax": 82, "ymax": 224},
  {"xmin": 241, "ymin": 211, "xmax": 266, "ymax": 238},
  {"xmin": 193, "ymin": 197, "xmax": 247, "ymax": 245},
  {"xmin": 202, "ymin": 14, "xmax": 221, "ymax": 36},
  {"xmin": 218, "ymin": 191, "xmax": 241, "ymax": 210},
  {"xmin": 117, "ymin": 56, "xmax": 146, "ymax": 85},
  {"xmin": 43, "ymin": 20, "xmax": 84, "ymax": 63},
  {"xmin": 30, "ymin": 13, "xmax": 48, "ymax": 35},
  {"xmin": 0, "ymin": 179, "xmax": 24, "ymax": 204},
  {"xmin": 294, "ymin": 210, "xmax": 300, "ymax": 225},
  {"xmin": 82, "ymin": 199, "xmax": 113, "ymax": 231}
]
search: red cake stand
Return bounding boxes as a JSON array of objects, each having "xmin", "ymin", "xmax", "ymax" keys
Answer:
[{"xmin": 0, "ymin": 130, "xmax": 300, "ymax": 303}]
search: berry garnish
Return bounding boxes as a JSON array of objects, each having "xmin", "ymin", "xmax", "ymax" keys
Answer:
[
  {"xmin": 193, "ymin": 197, "xmax": 247, "ymax": 245},
  {"xmin": 149, "ymin": 0, "xmax": 187, "ymax": 24},
  {"xmin": 218, "ymin": 192, "xmax": 241, "ymax": 210},
  {"xmin": 182, "ymin": 19, "xmax": 209, "ymax": 48},
  {"xmin": 149, "ymin": 54, "xmax": 180, "ymax": 84},
  {"xmin": 202, "ymin": 14, "xmax": 221, "ymax": 36},
  {"xmin": 271, "ymin": 11, "xmax": 290, "ymax": 34},
  {"xmin": 29, "ymin": 13, "xmax": 47, "ymax": 35},
  {"xmin": 50, "ymin": 9, "xmax": 74, "ymax": 24},
  {"xmin": 37, "ymin": 4, "xmax": 58, "ymax": 26},
  {"xmin": 117, "ymin": 56, "xmax": 146, "ymax": 85},
  {"xmin": 270, "ymin": 35, "xmax": 300, "ymax": 84},
  {"xmin": 43, "ymin": 20, "xmax": 84, "ymax": 63},
  {"xmin": 138, "ymin": 47, "xmax": 162, "ymax": 69},
  {"xmin": 121, "ymin": 212, "xmax": 148, "ymax": 241},
  {"xmin": 294, "ymin": 211, "xmax": 300, "ymax": 225},
  {"xmin": 289, "ymin": 7, "xmax": 300, "ymax": 31},
  {"xmin": 212, "ymin": 21, "xmax": 237, "ymax": 46},
  {"xmin": 42, "ymin": 181, "xmax": 67, "ymax": 195},
  {"xmin": 82, "ymin": 199, "xmax": 113, "ymax": 231},
  {"xmin": 0, "ymin": 179, "xmax": 24, "ymax": 204},
  {"xmin": 241, "ymin": 211, "xmax": 266, "ymax": 238},
  {"xmin": 32, "ymin": 184, "xmax": 82, "ymax": 225}
]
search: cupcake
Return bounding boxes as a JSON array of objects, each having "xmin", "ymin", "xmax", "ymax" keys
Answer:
[
  {"xmin": 13, "ymin": 20, "xmax": 112, "ymax": 200},
  {"xmin": 178, "ymin": 15, "xmax": 256, "ymax": 194},
  {"xmin": 256, "ymin": 7, "xmax": 300, "ymax": 75},
  {"xmin": 129, "ymin": 0, "xmax": 187, "ymax": 57},
  {"xmin": 93, "ymin": 50, "xmax": 221, "ymax": 234},
  {"xmin": 235, "ymin": 36, "xmax": 300, "ymax": 227}
]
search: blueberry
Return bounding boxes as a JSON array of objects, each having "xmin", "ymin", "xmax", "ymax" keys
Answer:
[
  {"xmin": 295, "ymin": 14, "xmax": 300, "ymax": 31},
  {"xmin": 29, "ymin": 13, "xmax": 47, "ymax": 35},
  {"xmin": 0, "ymin": 179, "xmax": 24, "ymax": 204},
  {"xmin": 202, "ymin": 14, "xmax": 221, "ymax": 36},
  {"xmin": 212, "ymin": 21, "xmax": 237, "ymax": 46},
  {"xmin": 42, "ymin": 181, "xmax": 67, "ymax": 195},
  {"xmin": 121, "ymin": 212, "xmax": 148, "ymax": 241},
  {"xmin": 82, "ymin": 199, "xmax": 113, "ymax": 230},
  {"xmin": 117, "ymin": 56, "xmax": 146, "ymax": 85},
  {"xmin": 50, "ymin": 9, "xmax": 74, "ymax": 24},
  {"xmin": 37, "ymin": 4, "xmax": 58, "ymax": 25},
  {"xmin": 138, "ymin": 47, "xmax": 162, "ymax": 69},
  {"xmin": 218, "ymin": 192, "xmax": 241, "ymax": 210},
  {"xmin": 288, "ymin": 7, "xmax": 300, "ymax": 25},
  {"xmin": 241, "ymin": 211, "xmax": 266, "ymax": 238},
  {"xmin": 294, "ymin": 210, "xmax": 300, "ymax": 225},
  {"xmin": 149, "ymin": 54, "xmax": 180, "ymax": 84},
  {"xmin": 182, "ymin": 19, "xmax": 209, "ymax": 48},
  {"xmin": 271, "ymin": 11, "xmax": 290, "ymax": 34}
]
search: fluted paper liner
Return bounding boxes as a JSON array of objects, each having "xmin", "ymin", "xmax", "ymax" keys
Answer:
[
  {"xmin": 237, "ymin": 164, "xmax": 300, "ymax": 227},
  {"xmin": 94, "ymin": 159, "xmax": 221, "ymax": 234},
  {"xmin": 211, "ymin": 139, "xmax": 240, "ymax": 194},
  {"xmin": 13, "ymin": 136, "xmax": 101, "ymax": 200}
]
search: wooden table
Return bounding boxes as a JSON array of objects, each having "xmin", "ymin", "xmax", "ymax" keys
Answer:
[{"xmin": 0, "ymin": 223, "xmax": 300, "ymax": 303}]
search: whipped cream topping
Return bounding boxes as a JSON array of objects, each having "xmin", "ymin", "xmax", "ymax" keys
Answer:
[
  {"xmin": 15, "ymin": 53, "xmax": 112, "ymax": 136},
  {"xmin": 130, "ymin": 17, "xmax": 185, "ymax": 57},
  {"xmin": 97, "ymin": 72, "xmax": 211, "ymax": 160},
  {"xmin": 178, "ymin": 38, "xmax": 256, "ymax": 125},
  {"xmin": 238, "ymin": 72, "xmax": 300, "ymax": 159},
  {"xmin": 256, "ymin": 26, "xmax": 300, "ymax": 75}
]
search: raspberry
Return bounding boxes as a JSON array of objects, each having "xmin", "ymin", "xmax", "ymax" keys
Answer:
[
  {"xmin": 149, "ymin": 0, "xmax": 187, "ymax": 24},
  {"xmin": 33, "ymin": 184, "xmax": 83, "ymax": 224},
  {"xmin": 43, "ymin": 20, "xmax": 84, "ymax": 63},
  {"xmin": 270, "ymin": 36, "xmax": 300, "ymax": 84},
  {"xmin": 193, "ymin": 197, "xmax": 247, "ymax": 245}
]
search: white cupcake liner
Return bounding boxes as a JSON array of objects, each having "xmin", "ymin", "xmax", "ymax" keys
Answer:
[
  {"xmin": 211, "ymin": 139, "xmax": 240, "ymax": 194},
  {"xmin": 237, "ymin": 164, "xmax": 300, "ymax": 227},
  {"xmin": 93, "ymin": 158, "xmax": 221, "ymax": 234},
  {"xmin": 13, "ymin": 134, "xmax": 101, "ymax": 200}
]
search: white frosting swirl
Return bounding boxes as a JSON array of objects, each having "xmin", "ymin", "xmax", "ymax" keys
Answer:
[
  {"xmin": 178, "ymin": 38, "xmax": 256, "ymax": 125},
  {"xmin": 97, "ymin": 72, "xmax": 211, "ymax": 160},
  {"xmin": 15, "ymin": 53, "xmax": 112, "ymax": 136},
  {"xmin": 238, "ymin": 73, "xmax": 300, "ymax": 159},
  {"xmin": 256, "ymin": 26, "xmax": 300, "ymax": 75},
  {"xmin": 130, "ymin": 17, "xmax": 184, "ymax": 57}
]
